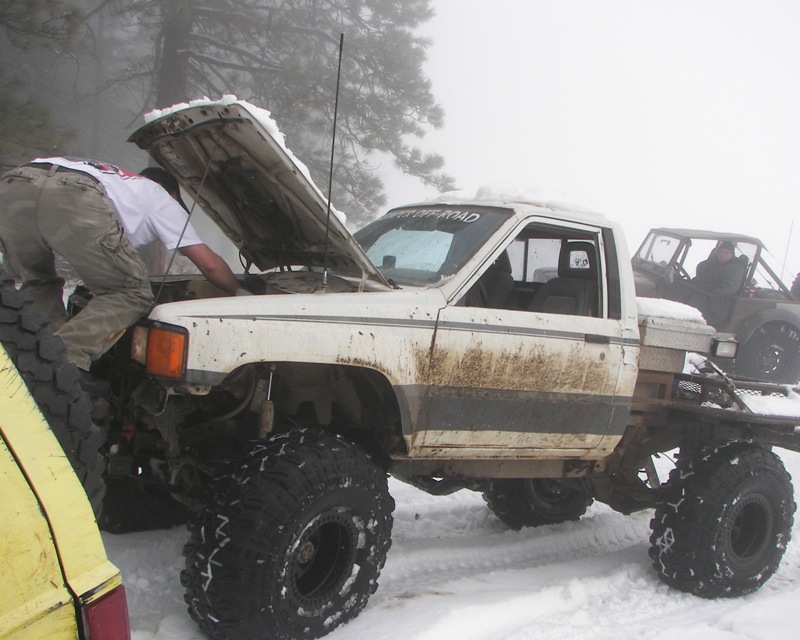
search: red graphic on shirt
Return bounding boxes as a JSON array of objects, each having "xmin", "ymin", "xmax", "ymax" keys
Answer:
[{"xmin": 66, "ymin": 157, "xmax": 140, "ymax": 179}]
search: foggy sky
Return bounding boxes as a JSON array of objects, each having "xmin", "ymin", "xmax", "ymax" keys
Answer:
[{"xmin": 383, "ymin": 0, "xmax": 800, "ymax": 279}]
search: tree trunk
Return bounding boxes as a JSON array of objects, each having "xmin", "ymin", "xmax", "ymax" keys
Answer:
[
  {"xmin": 144, "ymin": 0, "xmax": 193, "ymax": 273},
  {"xmin": 154, "ymin": 0, "xmax": 193, "ymax": 109}
]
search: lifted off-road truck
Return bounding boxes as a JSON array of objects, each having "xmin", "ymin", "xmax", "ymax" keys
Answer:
[{"xmin": 77, "ymin": 100, "xmax": 800, "ymax": 640}]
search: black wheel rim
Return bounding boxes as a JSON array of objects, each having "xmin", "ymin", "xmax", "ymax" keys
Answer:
[
  {"xmin": 725, "ymin": 493, "xmax": 773, "ymax": 572},
  {"xmin": 756, "ymin": 344, "xmax": 783, "ymax": 376},
  {"xmin": 289, "ymin": 510, "xmax": 359, "ymax": 608}
]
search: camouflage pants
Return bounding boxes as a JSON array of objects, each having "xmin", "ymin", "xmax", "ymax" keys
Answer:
[{"xmin": 0, "ymin": 164, "xmax": 153, "ymax": 370}]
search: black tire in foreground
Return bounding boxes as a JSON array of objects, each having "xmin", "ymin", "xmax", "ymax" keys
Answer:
[
  {"xmin": 98, "ymin": 476, "xmax": 192, "ymax": 534},
  {"xmin": 182, "ymin": 429, "xmax": 395, "ymax": 640},
  {"xmin": 0, "ymin": 268, "xmax": 105, "ymax": 516},
  {"xmin": 650, "ymin": 442, "xmax": 795, "ymax": 598},
  {"xmin": 736, "ymin": 322, "xmax": 800, "ymax": 383},
  {"xmin": 483, "ymin": 478, "xmax": 594, "ymax": 530}
]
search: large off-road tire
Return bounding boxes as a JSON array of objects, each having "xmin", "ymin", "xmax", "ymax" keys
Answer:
[
  {"xmin": 0, "ymin": 268, "xmax": 105, "ymax": 516},
  {"xmin": 650, "ymin": 442, "xmax": 795, "ymax": 598},
  {"xmin": 181, "ymin": 429, "xmax": 394, "ymax": 640},
  {"xmin": 483, "ymin": 478, "xmax": 593, "ymax": 530},
  {"xmin": 98, "ymin": 476, "xmax": 192, "ymax": 534},
  {"xmin": 736, "ymin": 322, "xmax": 800, "ymax": 383}
]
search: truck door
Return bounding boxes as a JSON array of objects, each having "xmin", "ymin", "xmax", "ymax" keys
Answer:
[{"xmin": 416, "ymin": 220, "xmax": 638, "ymax": 459}]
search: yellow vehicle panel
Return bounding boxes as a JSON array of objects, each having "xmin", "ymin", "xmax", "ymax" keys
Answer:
[
  {"xmin": 0, "ymin": 438, "xmax": 77, "ymax": 639},
  {"xmin": 0, "ymin": 348, "xmax": 123, "ymax": 638}
]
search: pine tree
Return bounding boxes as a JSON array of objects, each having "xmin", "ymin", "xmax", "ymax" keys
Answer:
[
  {"xmin": 0, "ymin": 0, "xmax": 83, "ymax": 164},
  {"xmin": 108, "ymin": 0, "xmax": 454, "ymax": 224}
]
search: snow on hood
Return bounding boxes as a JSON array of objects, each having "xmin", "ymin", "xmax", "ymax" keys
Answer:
[
  {"xmin": 131, "ymin": 96, "xmax": 389, "ymax": 285},
  {"xmin": 143, "ymin": 95, "xmax": 332, "ymax": 216}
]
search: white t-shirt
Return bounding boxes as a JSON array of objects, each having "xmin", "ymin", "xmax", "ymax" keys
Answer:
[{"xmin": 32, "ymin": 157, "xmax": 203, "ymax": 251}]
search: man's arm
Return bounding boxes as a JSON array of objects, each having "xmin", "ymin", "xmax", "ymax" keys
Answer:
[{"xmin": 178, "ymin": 244, "xmax": 246, "ymax": 295}]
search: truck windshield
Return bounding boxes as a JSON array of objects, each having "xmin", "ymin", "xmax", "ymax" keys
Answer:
[{"xmin": 354, "ymin": 206, "xmax": 510, "ymax": 286}]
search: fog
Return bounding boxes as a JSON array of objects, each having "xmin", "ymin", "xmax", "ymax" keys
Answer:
[
  {"xmin": 383, "ymin": 1, "xmax": 800, "ymax": 278},
  {"xmin": 4, "ymin": 1, "xmax": 799, "ymax": 283}
]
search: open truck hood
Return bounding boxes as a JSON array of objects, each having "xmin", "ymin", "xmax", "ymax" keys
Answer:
[{"xmin": 128, "ymin": 99, "xmax": 389, "ymax": 286}]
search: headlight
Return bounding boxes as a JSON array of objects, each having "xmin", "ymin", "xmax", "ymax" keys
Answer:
[{"xmin": 712, "ymin": 335, "xmax": 738, "ymax": 359}]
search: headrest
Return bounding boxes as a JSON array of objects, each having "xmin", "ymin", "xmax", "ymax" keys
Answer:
[
  {"xmin": 558, "ymin": 241, "xmax": 597, "ymax": 279},
  {"xmin": 493, "ymin": 250, "xmax": 512, "ymax": 274}
]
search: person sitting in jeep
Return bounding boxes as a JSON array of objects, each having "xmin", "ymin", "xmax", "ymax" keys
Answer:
[
  {"xmin": 667, "ymin": 241, "xmax": 748, "ymax": 327},
  {"xmin": 694, "ymin": 241, "xmax": 746, "ymax": 291}
]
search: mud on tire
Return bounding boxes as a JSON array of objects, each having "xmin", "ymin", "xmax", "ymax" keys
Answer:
[
  {"xmin": 483, "ymin": 478, "xmax": 593, "ymax": 530},
  {"xmin": 649, "ymin": 442, "xmax": 795, "ymax": 598},
  {"xmin": 181, "ymin": 429, "xmax": 394, "ymax": 640},
  {"xmin": 0, "ymin": 268, "xmax": 105, "ymax": 515}
]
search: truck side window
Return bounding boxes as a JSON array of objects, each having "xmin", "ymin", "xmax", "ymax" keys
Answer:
[
  {"xmin": 527, "ymin": 240, "xmax": 600, "ymax": 317},
  {"xmin": 475, "ymin": 224, "xmax": 606, "ymax": 318}
]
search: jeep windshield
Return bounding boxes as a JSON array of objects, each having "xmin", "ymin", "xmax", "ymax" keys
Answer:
[
  {"xmin": 354, "ymin": 206, "xmax": 510, "ymax": 286},
  {"xmin": 634, "ymin": 230, "xmax": 760, "ymax": 277},
  {"xmin": 633, "ymin": 231, "xmax": 684, "ymax": 273}
]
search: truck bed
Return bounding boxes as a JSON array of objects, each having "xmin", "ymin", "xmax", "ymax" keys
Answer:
[
  {"xmin": 633, "ymin": 366, "xmax": 800, "ymax": 452},
  {"xmin": 670, "ymin": 372, "xmax": 800, "ymax": 421}
]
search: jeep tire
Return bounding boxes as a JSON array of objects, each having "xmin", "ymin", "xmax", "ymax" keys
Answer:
[
  {"xmin": 737, "ymin": 322, "xmax": 800, "ymax": 383},
  {"xmin": 649, "ymin": 442, "xmax": 794, "ymax": 598},
  {"xmin": 181, "ymin": 429, "xmax": 394, "ymax": 640},
  {"xmin": 483, "ymin": 478, "xmax": 593, "ymax": 530},
  {"xmin": 0, "ymin": 268, "xmax": 105, "ymax": 516},
  {"xmin": 98, "ymin": 476, "xmax": 192, "ymax": 533}
]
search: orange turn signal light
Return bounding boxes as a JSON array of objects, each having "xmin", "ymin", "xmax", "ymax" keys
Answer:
[{"xmin": 131, "ymin": 322, "xmax": 188, "ymax": 379}]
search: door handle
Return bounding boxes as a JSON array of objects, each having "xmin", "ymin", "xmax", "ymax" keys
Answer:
[{"xmin": 585, "ymin": 333, "xmax": 610, "ymax": 344}]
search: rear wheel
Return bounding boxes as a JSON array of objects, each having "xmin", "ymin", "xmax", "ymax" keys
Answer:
[
  {"xmin": 182, "ymin": 429, "xmax": 394, "ymax": 640},
  {"xmin": 0, "ymin": 268, "xmax": 105, "ymax": 515},
  {"xmin": 737, "ymin": 322, "xmax": 800, "ymax": 382},
  {"xmin": 483, "ymin": 478, "xmax": 593, "ymax": 530},
  {"xmin": 98, "ymin": 477, "xmax": 191, "ymax": 533},
  {"xmin": 650, "ymin": 442, "xmax": 794, "ymax": 597}
]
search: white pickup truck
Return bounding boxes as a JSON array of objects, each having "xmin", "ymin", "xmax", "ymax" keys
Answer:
[{"xmin": 72, "ymin": 99, "xmax": 800, "ymax": 640}]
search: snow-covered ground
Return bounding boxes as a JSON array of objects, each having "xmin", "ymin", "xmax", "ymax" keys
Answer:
[{"xmin": 107, "ymin": 449, "xmax": 800, "ymax": 640}]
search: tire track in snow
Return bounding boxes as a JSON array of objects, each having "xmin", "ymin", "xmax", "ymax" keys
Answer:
[
  {"xmin": 109, "ymin": 450, "xmax": 800, "ymax": 640},
  {"xmin": 337, "ymin": 487, "xmax": 799, "ymax": 640},
  {"xmin": 375, "ymin": 481, "xmax": 655, "ymax": 603},
  {"xmin": 333, "ymin": 473, "xmax": 800, "ymax": 640}
]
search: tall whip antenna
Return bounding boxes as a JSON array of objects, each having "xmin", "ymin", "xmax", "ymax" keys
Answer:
[
  {"xmin": 782, "ymin": 219, "xmax": 794, "ymax": 281},
  {"xmin": 322, "ymin": 33, "xmax": 344, "ymax": 289}
]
